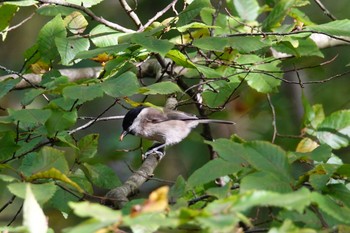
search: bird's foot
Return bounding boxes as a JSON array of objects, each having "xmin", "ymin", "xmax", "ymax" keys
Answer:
[{"xmin": 142, "ymin": 149, "xmax": 165, "ymax": 161}]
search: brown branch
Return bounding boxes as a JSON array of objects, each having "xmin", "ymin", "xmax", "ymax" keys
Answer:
[
  {"xmin": 226, "ymin": 30, "xmax": 350, "ymax": 44},
  {"xmin": 313, "ymin": 0, "xmax": 337, "ymax": 21},
  {"xmin": 103, "ymin": 154, "xmax": 160, "ymax": 209},
  {"xmin": 139, "ymin": 0, "xmax": 179, "ymax": 32},
  {"xmin": 68, "ymin": 99, "xmax": 120, "ymax": 135},
  {"xmin": 37, "ymin": 0, "xmax": 135, "ymax": 33},
  {"xmin": 0, "ymin": 67, "xmax": 102, "ymax": 89},
  {"xmin": 3, "ymin": 12, "xmax": 35, "ymax": 33},
  {"xmin": 119, "ymin": 0, "xmax": 143, "ymax": 29}
]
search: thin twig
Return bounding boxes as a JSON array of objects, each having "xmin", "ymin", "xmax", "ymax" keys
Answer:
[
  {"xmin": 119, "ymin": 0, "xmax": 143, "ymax": 29},
  {"xmin": 0, "ymin": 196, "xmax": 16, "ymax": 213},
  {"xmin": 0, "ymin": 65, "xmax": 50, "ymax": 102},
  {"xmin": 225, "ymin": 30, "xmax": 350, "ymax": 44},
  {"xmin": 38, "ymin": 0, "xmax": 134, "ymax": 33},
  {"xmin": 139, "ymin": 0, "xmax": 179, "ymax": 32},
  {"xmin": 313, "ymin": 0, "xmax": 337, "ymax": 21},
  {"xmin": 3, "ymin": 13, "xmax": 35, "ymax": 33},
  {"xmin": 69, "ymin": 99, "xmax": 120, "ymax": 135},
  {"xmin": 267, "ymin": 94, "xmax": 277, "ymax": 143},
  {"xmin": 7, "ymin": 204, "xmax": 22, "ymax": 226}
]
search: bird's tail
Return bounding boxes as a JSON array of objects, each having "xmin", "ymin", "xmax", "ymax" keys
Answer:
[{"xmin": 184, "ymin": 118, "xmax": 235, "ymax": 125}]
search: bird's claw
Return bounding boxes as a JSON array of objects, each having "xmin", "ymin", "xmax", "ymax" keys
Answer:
[{"xmin": 142, "ymin": 149, "xmax": 165, "ymax": 161}]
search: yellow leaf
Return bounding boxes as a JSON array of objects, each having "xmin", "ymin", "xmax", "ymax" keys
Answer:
[
  {"xmin": 296, "ymin": 138, "xmax": 319, "ymax": 153},
  {"xmin": 30, "ymin": 61, "xmax": 50, "ymax": 74},
  {"xmin": 131, "ymin": 186, "xmax": 169, "ymax": 216},
  {"xmin": 123, "ymin": 97, "xmax": 162, "ymax": 110},
  {"xmin": 27, "ymin": 167, "xmax": 84, "ymax": 193}
]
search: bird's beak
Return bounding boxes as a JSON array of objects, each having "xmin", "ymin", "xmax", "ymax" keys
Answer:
[{"xmin": 119, "ymin": 130, "xmax": 128, "ymax": 141}]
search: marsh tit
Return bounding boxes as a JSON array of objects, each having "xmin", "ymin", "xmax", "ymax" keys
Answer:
[{"xmin": 119, "ymin": 106, "xmax": 234, "ymax": 159}]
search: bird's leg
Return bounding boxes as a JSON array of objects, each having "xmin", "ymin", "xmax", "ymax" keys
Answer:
[{"xmin": 143, "ymin": 143, "xmax": 166, "ymax": 161}]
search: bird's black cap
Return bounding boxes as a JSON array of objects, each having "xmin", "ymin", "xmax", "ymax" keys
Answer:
[{"xmin": 122, "ymin": 106, "xmax": 145, "ymax": 131}]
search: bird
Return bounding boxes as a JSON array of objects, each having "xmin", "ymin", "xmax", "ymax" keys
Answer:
[{"xmin": 119, "ymin": 106, "xmax": 235, "ymax": 159}]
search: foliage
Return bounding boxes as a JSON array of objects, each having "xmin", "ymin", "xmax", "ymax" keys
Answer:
[{"xmin": 0, "ymin": 0, "xmax": 350, "ymax": 232}]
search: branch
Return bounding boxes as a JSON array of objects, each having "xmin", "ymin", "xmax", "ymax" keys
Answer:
[
  {"xmin": 68, "ymin": 99, "xmax": 120, "ymax": 135},
  {"xmin": 313, "ymin": 0, "xmax": 337, "ymax": 21},
  {"xmin": 103, "ymin": 154, "xmax": 160, "ymax": 209},
  {"xmin": 139, "ymin": 0, "xmax": 179, "ymax": 32},
  {"xmin": 37, "ymin": 0, "xmax": 135, "ymax": 33},
  {"xmin": 0, "ymin": 67, "xmax": 102, "ymax": 89},
  {"xmin": 119, "ymin": 0, "xmax": 143, "ymax": 29}
]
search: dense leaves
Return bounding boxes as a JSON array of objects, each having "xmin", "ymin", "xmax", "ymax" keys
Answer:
[{"xmin": 0, "ymin": 0, "xmax": 349, "ymax": 232}]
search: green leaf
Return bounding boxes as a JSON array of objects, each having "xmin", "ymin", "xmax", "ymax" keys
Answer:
[
  {"xmin": 269, "ymin": 219, "xmax": 317, "ymax": 233},
  {"xmin": 309, "ymin": 164, "xmax": 339, "ymax": 190},
  {"xmin": 192, "ymin": 37, "xmax": 228, "ymax": 51},
  {"xmin": 64, "ymin": 0, "xmax": 103, "ymax": 7},
  {"xmin": 0, "ymin": 78, "xmax": 20, "ymax": 99},
  {"xmin": 240, "ymin": 171, "xmax": 293, "ymax": 193},
  {"xmin": 165, "ymin": 50, "xmax": 196, "ymax": 68},
  {"xmin": 0, "ymin": 4, "xmax": 18, "ymax": 32},
  {"xmin": 90, "ymin": 24, "xmax": 122, "ymax": 47},
  {"xmin": 302, "ymin": 94, "xmax": 325, "ymax": 129},
  {"xmin": 177, "ymin": 0, "xmax": 212, "ymax": 27},
  {"xmin": 202, "ymin": 78, "xmax": 241, "ymax": 107},
  {"xmin": 20, "ymin": 147, "xmax": 69, "ymax": 176},
  {"xmin": 232, "ymin": 0, "xmax": 260, "ymax": 21},
  {"xmin": 246, "ymin": 72, "xmax": 280, "ymax": 93},
  {"xmin": 8, "ymin": 108, "xmax": 52, "ymax": 129},
  {"xmin": 244, "ymin": 141, "xmax": 292, "ymax": 182},
  {"xmin": 169, "ymin": 175, "xmax": 187, "ymax": 199},
  {"xmin": 101, "ymin": 71, "xmax": 140, "ymax": 97},
  {"xmin": 45, "ymin": 108, "xmax": 77, "ymax": 136},
  {"xmin": 306, "ymin": 19, "xmax": 350, "ymax": 37},
  {"xmin": 3, "ymin": 1, "xmax": 37, "ymax": 6},
  {"xmin": 55, "ymin": 37, "xmax": 90, "ymax": 65},
  {"xmin": 326, "ymin": 184, "xmax": 350, "ymax": 208},
  {"xmin": 227, "ymin": 37, "xmax": 271, "ymax": 53},
  {"xmin": 62, "ymin": 84, "xmax": 104, "ymax": 103},
  {"xmin": 316, "ymin": 110, "xmax": 350, "ymax": 149},
  {"xmin": 195, "ymin": 65, "xmax": 223, "ymax": 78},
  {"xmin": 8, "ymin": 182, "xmax": 57, "ymax": 204},
  {"xmin": 36, "ymin": 5, "xmax": 77, "ymax": 16},
  {"xmin": 21, "ymin": 88, "xmax": 45, "ymax": 106},
  {"xmin": 75, "ymin": 44, "xmax": 130, "ymax": 59},
  {"xmin": 47, "ymin": 188, "xmax": 79, "ymax": 214},
  {"xmin": 309, "ymin": 144, "xmax": 332, "ymax": 162},
  {"xmin": 76, "ymin": 134, "xmax": 99, "ymax": 160},
  {"xmin": 0, "ymin": 132, "xmax": 19, "ymax": 161},
  {"xmin": 188, "ymin": 158, "xmax": 242, "ymax": 187},
  {"xmin": 312, "ymin": 192, "xmax": 350, "ymax": 224},
  {"xmin": 37, "ymin": 14, "xmax": 67, "ymax": 62},
  {"xmin": 63, "ymin": 11, "xmax": 88, "ymax": 34},
  {"xmin": 262, "ymin": 0, "xmax": 295, "ymax": 31},
  {"xmin": 131, "ymin": 33, "xmax": 174, "ymax": 57},
  {"xmin": 139, "ymin": 81, "xmax": 182, "ymax": 95},
  {"xmin": 69, "ymin": 201, "xmax": 121, "ymax": 221},
  {"xmin": 272, "ymin": 37, "xmax": 323, "ymax": 58},
  {"xmin": 83, "ymin": 163, "xmax": 121, "ymax": 189},
  {"xmin": 233, "ymin": 188, "xmax": 312, "ymax": 213},
  {"xmin": 176, "ymin": 22, "xmax": 218, "ymax": 33},
  {"xmin": 206, "ymin": 139, "xmax": 248, "ymax": 165}
]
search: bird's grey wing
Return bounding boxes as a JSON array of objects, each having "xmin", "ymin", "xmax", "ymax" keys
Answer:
[
  {"xmin": 144, "ymin": 108, "xmax": 168, "ymax": 123},
  {"xmin": 165, "ymin": 110, "xmax": 198, "ymax": 121}
]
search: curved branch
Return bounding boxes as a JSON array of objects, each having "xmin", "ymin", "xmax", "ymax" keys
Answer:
[
  {"xmin": 38, "ymin": 0, "xmax": 135, "ymax": 33},
  {"xmin": 119, "ymin": 0, "xmax": 143, "ymax": 29},
  {"xmin": 103, "ymin": 154, "xmax": 160, "ymax": 209}
]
